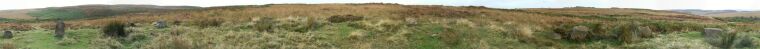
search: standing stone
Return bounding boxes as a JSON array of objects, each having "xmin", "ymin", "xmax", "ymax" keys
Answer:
[
  {"xmin": 638, "ymin": 26, "xmax": 655, "ymax": 38},
  {"xmin": 703, "ymin": 28, "xmax": 722, "ymax": 40},
  {"xmin": 569, "ymin": 26, "xmax": 590, "ymax": 41},
  {"xmin": 155, "ymin": 20, "xmax": 168, "ymax": 29},
  {"xmin": 703, "ymin": 28, "xmax": 723, "ymax": 46},
  {"xmin": 620, "ymin": 25, "xmax": 640, "ymax": 44},
  {"xmin": 3, "ymin": 31, "xmax": 11, "ymax": 38},
  {"xmin": 54, "ymin": 20, "xmax": 65, "ymax": 39}
]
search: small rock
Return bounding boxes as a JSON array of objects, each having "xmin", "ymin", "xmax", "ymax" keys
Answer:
[
  {"xmin": 154, "ymin": 20, "xmax": 168, "ymax": 29},
  {"xmin": 638, "ymin": 26, "xmax": 655, "ymax": 38},
  {"xmin": 3, "ymin": 31, "xmax": 11, "ymax": 38}
]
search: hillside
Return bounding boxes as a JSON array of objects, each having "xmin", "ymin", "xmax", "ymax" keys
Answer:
[
  {"xmin": 669, "ymin": 9, "xmax": 744, "ymax": 16},
  {"xmin": 698, "ymin": 11, "xmax": 760, "ymax": 23},
  {"xmin": 0, "ymin": 4, "xmax": 200, "ymax": 21},
  {"xmin": 1, "ymin": 3, "xmax": 758, "ymax": 49},
  {"xmin": 706, "ymin": 11, "xmax": 760, "ymax": 17},
  {"xmin": 0, "ymin": 9, "xmax": 35, "ymax": 19}
]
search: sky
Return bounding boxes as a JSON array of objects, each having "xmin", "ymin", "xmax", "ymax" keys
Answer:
[{"xmin": 1, "ymin": 0, "xmax": 759, "ymax": 10}]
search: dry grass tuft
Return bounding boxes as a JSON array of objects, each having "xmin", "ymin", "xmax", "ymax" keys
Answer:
[{"xmin": 1, "ymin": 41, "xmax": 15, "ymax": 49}]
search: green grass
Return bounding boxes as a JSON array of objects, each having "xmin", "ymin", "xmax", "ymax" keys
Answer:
[
  {"xmin": 680, "ymin": 31, "xmax": 703, "ymax": 39},
  {"xmin": 336, "ymin": 23, "xmax": 359, "ymax": 39},
  {"xmin": 8, "ymin": 29, "xmax": 99, "ymax": 49},
  {"xmin": 412, "ymin": 34, "xmax": 442, "ymax": 49},
  {"xmin": 409, "ymin": 24, "xmax": 446, "ymax": 49},
  {"xmin": 716, "ymin": 17, "xmax": 760, "ymax": 23},
  {"xmin": 0, "ymin": 18, "xmax": 15, "ymax": 22}
]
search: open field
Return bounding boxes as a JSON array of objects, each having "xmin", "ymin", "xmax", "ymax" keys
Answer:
[{"xmin": 1, "ymin": 3, "xmax": 759, "ymax": 49}]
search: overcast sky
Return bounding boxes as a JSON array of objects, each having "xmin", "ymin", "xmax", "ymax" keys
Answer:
[{"xmin": 2, "ymin": 0, "xmax": 759, "ymax": 10}]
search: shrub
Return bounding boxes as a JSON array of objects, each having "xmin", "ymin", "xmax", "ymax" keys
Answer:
[
  {"xmin": 102, "ymin": 22, "xmax": 128, "ymax": 37},
  {"xmin": 703, "ymin": 28, "xmax": 758, "ymax": 49},
  {"xmin": 253, "ymin": 17, "xmax": 276, "ymax": 32},
  {"xmin": 716, "ymin": 32, "xmax": 738, "ymax": 48}
]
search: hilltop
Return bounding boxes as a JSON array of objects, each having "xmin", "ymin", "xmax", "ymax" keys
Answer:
[
  {"xmin": 667, "ymin": 9, "xmax": 760, "ymax": 23},
  {"xmin": 1, "ymin": 3, "xmax": 758, "ymax": 49}
]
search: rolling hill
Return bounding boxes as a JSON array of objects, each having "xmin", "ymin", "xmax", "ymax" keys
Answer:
[
  {"xmin": 0, "ymin": 9, "xmax": 35, "ymax": 19},
  {"xmin": 669, "ymin": 9, "xmax": 744, "ymax": 16},
  {"xmin": 705, "ymin": 11, "xmax": 760, "ymax": 17},
  {"xmin": 0, "ymin": 4, "xmax": 200, "ymax": 21}
]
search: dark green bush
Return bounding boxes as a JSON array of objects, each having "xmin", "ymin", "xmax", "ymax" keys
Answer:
[{"xmin": 102, "ymin": 22, "xmax": 128, "ymax": 37}]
